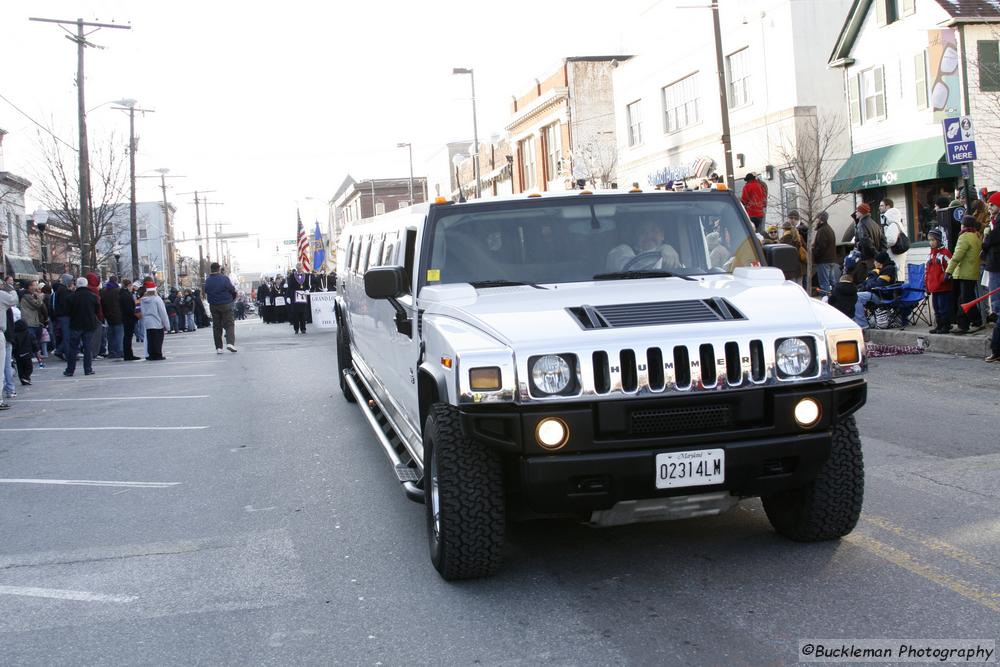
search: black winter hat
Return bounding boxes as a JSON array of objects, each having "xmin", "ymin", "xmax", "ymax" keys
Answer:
[{"xmin": 875, "ymin": 251, "xmax": 892, "ymax": 264}]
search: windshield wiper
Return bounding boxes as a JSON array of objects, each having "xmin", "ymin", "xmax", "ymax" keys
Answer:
[
  {"xmin": 469, "ymin": 279, "xmax": 548, "ymax": 290},
  {"xmin": 592, "ymin": 270, "xmax": 696, "ymax": 281}
]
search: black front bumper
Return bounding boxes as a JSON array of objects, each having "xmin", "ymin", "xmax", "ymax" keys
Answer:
[{"xmin": 459, "ymin": 378, "xmax": 866, "ymax": 514}]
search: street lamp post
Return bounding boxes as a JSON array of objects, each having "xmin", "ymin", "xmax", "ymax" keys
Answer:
[
  {"xmin": 33, "ymin": 208, "xmax": 49, "ymax": 273},
  {"xmin": 113, "ymin": 251, "xmax": 121, "ymax": 276},
  {"xmin": 397, "ymin": 142, "xmax": 415, "ymax": 205},
  {"xmin": 452, "ymin": 67, "xmax": 481, "ymax": 199}
]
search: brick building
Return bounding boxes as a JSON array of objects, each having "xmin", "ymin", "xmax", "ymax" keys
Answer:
[{"xmin": 506, "ymin": 56, "xmax": 630, "ymax": 193}]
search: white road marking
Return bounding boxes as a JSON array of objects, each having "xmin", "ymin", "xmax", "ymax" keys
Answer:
[
  {"xmin": 17, "ymin": 395, "xmax": 209, "ymax": 402},
  {"xmin": 0, "ymin": 426, "xmax": 208, "ymax": 432},
  {"xmin": 0, "ymin": 478, "xmax": 180, "ymax": 488},
  {"xmin": 31, "ymin": 374, "xmax": 216, "ymax": 381},
  {"xmin": 0, "ymin": 585, "xmax": 137, "ymax": 603}
]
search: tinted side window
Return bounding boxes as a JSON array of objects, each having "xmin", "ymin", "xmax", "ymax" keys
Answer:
[
  {"xmin": 359, "ymin": 235, "xmax": 372, "ymax": 273},
  {"xmin": 369, "ymin": 234, "xmax": 385, "ymax": 269}
]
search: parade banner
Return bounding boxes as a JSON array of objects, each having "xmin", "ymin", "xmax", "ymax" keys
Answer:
[{"xmin": 309, "ymin": 292, "xmax": 337, "ymax": 328}]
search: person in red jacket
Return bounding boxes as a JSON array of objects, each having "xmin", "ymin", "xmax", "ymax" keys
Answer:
[
  {"xmin": 925, "ymin": 228, "xmax": 954, "ymax": 333},
  {"xmin": 740, "ymin": 173, "xmax": 767, "ymax": 232}
]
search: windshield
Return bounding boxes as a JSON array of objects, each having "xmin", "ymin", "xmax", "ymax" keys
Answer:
[{"xmin": 426, "ymin": 196, "xmax": 762, "ymax": 286}]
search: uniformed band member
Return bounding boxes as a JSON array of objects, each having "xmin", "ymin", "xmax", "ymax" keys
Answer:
[{"xmin": 286, "ymin": 270, "xmax": 311, "ymax": 334}]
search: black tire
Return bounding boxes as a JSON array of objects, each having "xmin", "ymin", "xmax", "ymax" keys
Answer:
[
  {"xmin": 762, "ymin": 415, "xmax": 864, "ymax": 541},
  {"xmin": 423, "ymin": 403, "xmax": 505, "ymax": 580},
  {"xmin": 336, "ymin": 325, "xmax": 356, "ymax": 403}
]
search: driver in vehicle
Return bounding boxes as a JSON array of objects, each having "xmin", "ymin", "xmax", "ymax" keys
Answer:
[{"xmin": 605, "ymin": 220, "xmax": 682, "ymax": 272}]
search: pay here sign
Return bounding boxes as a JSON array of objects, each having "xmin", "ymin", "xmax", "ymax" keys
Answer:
[{"xmin": 943, "ymin": 116, "xmax": 977, "ymax": 164}]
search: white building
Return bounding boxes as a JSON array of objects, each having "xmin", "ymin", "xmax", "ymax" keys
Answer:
[
  {"xmin": 613, "ymin": 0, "xmax": 855, "ymax": 236},
  {"xmin": 829, "ymin": 0, "xmax": 1000, "ymax": 241},
  {"xmin": 0, "ymin": 128, "xmax": 35, "ymax": 280},
  {"xmin": 111, "ymin": 201, "xmax": 178, "ymax": 282}
]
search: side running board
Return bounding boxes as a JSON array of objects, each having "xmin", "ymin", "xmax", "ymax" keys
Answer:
[{"xmin": 344, "ymin": 370, "xmax": 424, "ymax": 504}]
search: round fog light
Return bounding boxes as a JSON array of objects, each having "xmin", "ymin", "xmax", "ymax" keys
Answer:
[
  {"xmin": 535, "ymin": 417, "xmax": 569, "ymax": 450},
  {"xmin": 794, "ymin": 398, "xmax": 821, "ymax": 428}
]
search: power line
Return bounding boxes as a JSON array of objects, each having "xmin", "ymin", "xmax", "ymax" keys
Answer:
[{"xmin": 0, "ymin": 91, "xmax": 78, "ymax": 152}]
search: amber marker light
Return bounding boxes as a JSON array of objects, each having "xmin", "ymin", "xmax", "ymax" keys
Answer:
[
  {"xmin": 440, "ymin": 356, "xmax": 453, "ymax": 369},
  {"xmin": 836, "ymin": 341, "xmax": 860, "ymax": 365},
  {"xmin": 469, "ymin": 367, "xmax": 501, "ymax": 391}
]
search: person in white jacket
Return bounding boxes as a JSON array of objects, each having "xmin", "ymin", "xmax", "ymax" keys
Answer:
[
  {"xmin": 0, "ymin": 283, "xmax": 19, "ymax": 401},
  {"xmin": 879, "ymin": 198, "xmax": 908, "ymax": 282}
]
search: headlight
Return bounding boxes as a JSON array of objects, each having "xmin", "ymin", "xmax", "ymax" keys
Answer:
[
  {"xmin": 531, "ymin": 354, "xmax": 572, "ymax": 394},
  {"xmin": 776, "ymin": 338, "xmax": 812, "ymax": 376}
]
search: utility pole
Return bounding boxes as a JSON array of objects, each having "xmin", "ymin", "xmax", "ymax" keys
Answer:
[
  {"xmin": 709, "ymin": 1, "xmax": 735, "ymax": 186},
  {"xmin": 139, "ymin": 170, "xmax": 183, "ymax": 286},
  {"xmin": 113, "ymin": 100, "xmax": 154, "ymax": 280},
  {"xmin": 178, "ymin": 189, "xmax": 216, "ymax": 288},
  {"xmin": 29, "ymin": 16, "xmax": 131, "ymax": 272},
  {"xmin": 155, "ymin": 170, "xmax": 174, "ymax": 287}
]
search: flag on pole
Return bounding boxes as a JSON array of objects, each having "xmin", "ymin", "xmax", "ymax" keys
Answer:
[
  {"xmin": 312, "ymin": 221, "xmax": 326, "ymax": 273},
  {"xmin": 296, "ymin": 210, "xmax": 310, "ymax": 272}
]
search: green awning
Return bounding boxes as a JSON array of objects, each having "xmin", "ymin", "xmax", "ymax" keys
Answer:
[
  {"xmin": 4, "ymin": 255, "xmax": 39, "ymax": 280},
  {"xmin": 831, "ymin": 137, "xmax": 962, "ymax": 194}
]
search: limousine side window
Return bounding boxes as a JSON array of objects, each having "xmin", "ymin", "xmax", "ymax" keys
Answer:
[
  {"xmin": 358, "ymin": 235, "xmax": 371, "ymax": 274},
  {"xmin": 345, "ymin": 238, "xmax": 355, "ymax": 274},
  {"xmin": 369, "ymin": 234, "xmax": 385, "ymax": 269},
  {"xmin": 382, "ymin": 231, "xmax": 399, "ymax": 266}
]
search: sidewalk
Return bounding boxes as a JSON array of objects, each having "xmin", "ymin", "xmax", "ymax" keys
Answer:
[{"xmin": 867, "ymin": 324, "xmax": 995, "ymax": 358}]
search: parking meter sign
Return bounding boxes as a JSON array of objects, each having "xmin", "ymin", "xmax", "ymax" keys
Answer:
[{"xmin": 943, "ymin": 116, "xmax": 977, "ymax": 164}]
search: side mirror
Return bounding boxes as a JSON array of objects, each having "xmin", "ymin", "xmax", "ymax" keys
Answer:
[
  {"xmin": 365, "ymin": 266, "xmax": 406, "ymax": 300},
  {"xmin": 763, "ymin": 243, "xmax": 801, "ymax": 279}
]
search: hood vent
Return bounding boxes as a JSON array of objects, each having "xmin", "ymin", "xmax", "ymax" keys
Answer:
[{"xmin": 568, "ymin": 298, "xmax": 745, "ymax": 330}]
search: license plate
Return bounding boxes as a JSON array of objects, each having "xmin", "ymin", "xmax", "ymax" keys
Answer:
[{"xmin": 655, "ymin": 449, "xmax": 725, "ymax": 489}]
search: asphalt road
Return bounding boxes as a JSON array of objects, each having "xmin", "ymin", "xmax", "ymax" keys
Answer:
[{"xmin": 0, "ymin": 319, "xmax": 997, "ymax": 666}]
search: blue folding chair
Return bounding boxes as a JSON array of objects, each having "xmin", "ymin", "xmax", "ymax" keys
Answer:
[{"xmin": 868, "ymin": 263, "xmax": 930, "ymax": 328}]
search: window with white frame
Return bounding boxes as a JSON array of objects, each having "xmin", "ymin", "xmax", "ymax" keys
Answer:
[
  {"xmin": 780, "ymin": 168, "xmax": 799, "ymax": 219},
  {"xmin": 626, "ymin": 100, "xmax": 642, "ymax": 146},
  {"xmin": 900, "ymin": 0, "xmax": 915, "ymax": 17},
  {"xmin": 544, "ymin": 123, "xmax": 562, "ymax": 181},
  {"xmin": 520, "ymin": 137, "xmax": 537, "ymax": 189},
  {"xmin": 861, "ymin": 66, "xmax": 886, "ymax": 122},
  {"xmin": 726, "ymin": 49, "xmax": 751, "ymax": 108},
  {"xmin": 662, "ymin": 73, "xmax": 700, "ymax": 133}
]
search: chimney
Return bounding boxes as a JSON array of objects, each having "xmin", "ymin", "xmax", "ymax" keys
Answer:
[{"xmin": 0, "ymin": 128, "xmax": 7, "ymax": 172}]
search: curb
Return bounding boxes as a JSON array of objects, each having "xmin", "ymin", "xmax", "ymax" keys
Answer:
[{"xmin": 867, "ymin": 326, "xmax": 992, "ymax": 358}]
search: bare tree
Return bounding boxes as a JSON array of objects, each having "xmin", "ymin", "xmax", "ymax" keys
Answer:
[
  {"xmin": 31, "ymin": 127, "xmax": 129, "ymax": 272},
  {"xmin": 769, "ymin": 113, "xmax": 853, "ymax": 294},
  {"xmin": 571, "ymin": 139, "xmax": 618, "ymax": 189}
]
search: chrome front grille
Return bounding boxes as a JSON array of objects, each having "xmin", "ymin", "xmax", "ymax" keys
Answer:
[
  {"xmin": 517, "ymin": 335, "xmax": 825, "ymax": 401},
  {"xmin": 584, "ymin": 339, "xmax": 774, "ymax": 396}
]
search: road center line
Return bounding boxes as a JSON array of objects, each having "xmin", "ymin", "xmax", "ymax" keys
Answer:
[
  {"xmin": 0, "ymin": 426, "xmax": 208, "ymax": 432},
  {"xmin": 0, "ymin": 478, "xmax": 180, "ymax": 488},
  {"xmin": 845, "ymin": 533, "xmax": 1000, "ymax": 613},
  {"xmin": 0, "ymin": 585, "xmax": 137, "ymax": 603},
  {"xmin": 17, "ymin": 395, "xmax": 209, "ymax": 402}
]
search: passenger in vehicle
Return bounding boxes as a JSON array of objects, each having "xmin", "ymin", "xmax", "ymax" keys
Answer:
[
  {"xmin": 707, "ymin": 231, "xmax": 731, "ymax": 268},
  {"xmin": 605, "ymin": 220, "xmax": 681, "ymax": 272}
]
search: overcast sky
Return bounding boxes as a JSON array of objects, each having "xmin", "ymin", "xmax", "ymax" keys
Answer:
[{"xmin": 1, "ymin": 0, "xmax": 650, "ymax": 273}]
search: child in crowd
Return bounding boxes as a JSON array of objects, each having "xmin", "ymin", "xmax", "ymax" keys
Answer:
[
  {"xmin": 11, "ymin": 319, "xmax": 43, "ymax": 386},
  {"xmin": 827, "ymin": 274, "xmax": 858, "ymax": 320},
  {"xmin": 925, "ymin": 228, "xmax": 954, "ymax": 333}
]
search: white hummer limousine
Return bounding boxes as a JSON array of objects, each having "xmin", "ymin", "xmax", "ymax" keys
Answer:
[{"xmin": 334, "ymin": 189, "xmax": 867, "ymax": 580}]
